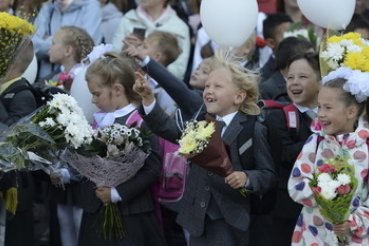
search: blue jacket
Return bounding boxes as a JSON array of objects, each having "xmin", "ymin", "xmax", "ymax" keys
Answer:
[{"xmin": 33, "ymin": 0, "xmax": 102, "ymax": 77}]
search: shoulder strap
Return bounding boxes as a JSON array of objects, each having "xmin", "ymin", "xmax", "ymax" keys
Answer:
[
  {"xmin": 0, "ymin": 81, "xmax": 33, "ymax": 111},
  {"xmin": 283, "ymin": 104, "xmax": 299, "ymax": 140},
  {"xmin": 126, "ymin": 110, "xmax": 143, "ymax": 128},
  {"xmin": 238, "ymin": 116, "xmax": 256, "ymax": 170},
  {"xmin": 283, "ymin": 104, "xmax": 299, "ymax": 130}
]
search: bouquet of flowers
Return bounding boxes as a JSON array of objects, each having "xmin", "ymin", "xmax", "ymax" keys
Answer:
[
  {"xmin": 284, "ymin": 22, "xmax": 320, "ymax": 50},
  {"xmin": 320, "ymin": 32, "xmax": 369, "ymax": 76},
  {"xmin": 177, "ymin": 114, "xmax": 247, "ymax": 196},
  {"xmin": 0, "ymin": 12, "xmax": 35, "ymax": 82},
  {"xmin": 0, "ymin": 94, "xmax": 93, "ymax": 171},
  {"xmin": 309, "ymin": 156, "xmax": 358, "ymax": 245},
  {"xmin": 65, "ymin": 123, "xmax": 151, "ymax": 240}
]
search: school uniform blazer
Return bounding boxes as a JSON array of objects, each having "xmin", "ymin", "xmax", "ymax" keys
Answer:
[
  {"xmin": 0, "ymin": 78, "xmax": 37, "ymax": 126},
  {"xmin": 77, "ymin": 113, "xmax": 162, "ymax": 215},
  {"xmin": 139, "ymin": 103, "xmax": 277, "ymax": 238},
  {"xmin": 270, "ymin": 108, "xmax": 312, "ymax": 219},
  {"xmin": 143, "ymin": 58, "xmax": 204, "ymax": 120},
  {"xmin": 260, "ymin": 56, "xmax": 276, "ymax": 82},
  {"xmin": 259, "ymin": 71, "xmax": 289, "ymax": 101},
  {"xmin": 0, "ymin": 172, "xmax": 15, "ymax": 192}
]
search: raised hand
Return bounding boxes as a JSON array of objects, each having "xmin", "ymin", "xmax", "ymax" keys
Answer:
[
  {"xmin": 133, "ymin": 72, "xmax": 155, "ymax": 106},
  {"xmin": 123, "ymin": 40, "xmax": 147, "ymax": 62},
  {"xmin": 123, "ymin": 34, "xmax": 143, "ymax": 49}
]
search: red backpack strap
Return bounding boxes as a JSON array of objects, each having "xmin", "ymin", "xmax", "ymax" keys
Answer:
[
  {"xmin": 258, "ymin": 99, "xmax": 286, "ymax": 109},
  {"xmin": 126, "ymin": 110, "xmax": 143, "ymax": 128},
  {"xmin": 283, "ymin": 104, "xmax": 299, "ymax": 131}
]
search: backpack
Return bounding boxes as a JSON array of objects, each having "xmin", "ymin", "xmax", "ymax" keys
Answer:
[
  {"xmin": 0, "ymin": 79, "xmax": 67, "ymax": 109},
  {"xmin": 238, "ymin": 115, "xmax": 281, "ymax": 215},
  {"xmin": 258, "ymin": 99, "xmax": 300, "ymax": 140},
  {"xmin": 126, "ymin": 110, "xmax": 187, "ymax": 204}
]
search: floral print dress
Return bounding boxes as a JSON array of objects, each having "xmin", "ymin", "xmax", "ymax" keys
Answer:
[{"xmin": 288, "ymin": 117, "xmax": 369, "ymax": 246}]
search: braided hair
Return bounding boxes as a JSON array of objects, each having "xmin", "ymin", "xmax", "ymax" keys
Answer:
[{"xmin": 59, "ymin": 26, "xmax": 94, "ymax": 63}]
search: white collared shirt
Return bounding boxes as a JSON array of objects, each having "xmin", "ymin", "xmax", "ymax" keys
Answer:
[{"xmin": 216, "ymin": 111, "xmax": 238, "ymax": 136}]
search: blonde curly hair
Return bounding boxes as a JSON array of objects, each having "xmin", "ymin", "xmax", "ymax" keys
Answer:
[{"xmin": 210, "ymin": 49, "xmax": 261, "ymax": 115}]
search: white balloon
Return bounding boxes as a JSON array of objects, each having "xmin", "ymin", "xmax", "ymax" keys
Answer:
[
  {"xmin": 297, "ymin": 0, "xmax": 355, "ymax": 30},
  {"xmin": 200, "ymin": 0, "xmax": 258, "ymax": 47},
  {"xmin": 23, "ymin": 54, "xmax": 37, "ymax": 84},
  {"xmin": 70, "ymin": 66, "xmax": 98, "ymax": 124}
]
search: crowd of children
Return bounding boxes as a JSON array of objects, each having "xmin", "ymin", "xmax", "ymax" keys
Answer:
[{"xmin": 2, "ymin": 1, "xmax": 369, "ymax": 246}]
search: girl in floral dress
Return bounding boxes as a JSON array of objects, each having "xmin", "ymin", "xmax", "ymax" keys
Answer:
[{"xmin": 288, "ymin": 75, "xmax": 369, "ymax": 245}]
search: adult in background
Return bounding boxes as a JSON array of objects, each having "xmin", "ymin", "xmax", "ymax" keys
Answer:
[{"xmin": 112, "ymin": 0, "xmax": 190, "ymax": 80}]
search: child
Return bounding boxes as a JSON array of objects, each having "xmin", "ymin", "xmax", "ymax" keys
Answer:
[
  {"xmin": 33, "ymin": 0, "xmax": 102, "ymax": 78},
  {"xmin": 260, "ymin": 13, "xmax": 293, "ymax": 82},
  {"xmin": 134, "ymin": 50, "xmax": 277, "ymax": 246},
  {"xmin": 259, "ymin": 36, "xmax": 315, "ymax": 101},
  {"xmin": 46, "ymin": 25, "xmax": 94, "ymax": 246},
  {"xmin": 288, "ymin": 77, "xmax": 369, "ymax": 245},
  {"xmin": 139, "ymin": 30, "xmax": 182, "ymax": 117},
  {"xmin": 48, "ymin": 25, "xmax": 94, "ymax": 92},
  {"xmin": 0, "ymin": 40, "xmax": 37, "ymax": 246},
  {"xmin": 77, "ymin": 52, "xmax": 167, "ymax": 246},
  {"xmin": 271, "ymin": 52, "xmax": 320, "ymax": 246},
  {"xmin": 124, "ymin": 37, "xmax": 212, "ymax": 120}
]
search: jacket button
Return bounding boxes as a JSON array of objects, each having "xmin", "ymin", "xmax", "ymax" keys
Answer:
[
  {"xmin": 205, "ymin": 186, "xmax": 210, "ymax": 191},
  {"xmin": 207, "ymin": 172, "xmax": 213, "ymax": 176},
  {"xmin": 200, "ymin": 202, "xmax": 206, "ymax": 208}
]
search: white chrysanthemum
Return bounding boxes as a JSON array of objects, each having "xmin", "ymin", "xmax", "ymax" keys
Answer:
[
  {"xmin": 44, "ymin": 117, "xmax": 56, "ymax": 127},
  {"xmin": 337, "ymin": 173, "xmax": 351, "ymax": 185},
  {"xmin": 346, "ymin": 44, "xmax": 362, "ymax": 53},
  {"xmin": 317, "ymin": 173, "xmax": 332, "ymax": 183},
  {"xmin": 322, "ymin": 43, "xmax": 345, "ymax": 62},
  {"xmin": 320, "ymin": 186, "xmax": 337, "ymax": 200},
  {"xmin": 327, "ymin": 180, "xmax": 341, "ymax": 190},
  {"xmin": 363, "ymin": 39, "xmax": 369, "ymax": 47},
  {"xmin": 340, "ymin": 39, "xmax": 354, "ymax": 47},
  {"xmin": 56, "ymin": 113, "xmax": 71, "ymax": 127}
]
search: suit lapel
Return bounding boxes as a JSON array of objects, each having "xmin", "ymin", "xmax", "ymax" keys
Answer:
[{"xmin": 222, "ymin": 111, "xmax": 246, "ymax": 146}]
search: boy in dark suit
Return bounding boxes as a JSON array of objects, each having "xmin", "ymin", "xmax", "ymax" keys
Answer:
[
  {"xmin": 0, "ymin": 40, "xmax": 37, "ymax": 246},
  {"xmin": 134, "ymin": 51, "xmax": 277, "ymax": 246},
  {"xmin": 271, "ymin": 52, "xmax": 320, "ymax": 246},
  {"xmin": 260, "ymin": 13, "xmax": 292, "ymax": 82}
]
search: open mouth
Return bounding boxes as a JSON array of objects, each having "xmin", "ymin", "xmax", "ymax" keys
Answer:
[
  {"xmin": 319, "ymin": 121, "xmax": 331, "ymax": 127},
  {"xmin": 205, "ymin": 97, "xmax": 216, "ymax": 103},
  {"xmin": 291, "ymin": 89, "xmax": 303, "ymax": 95}
]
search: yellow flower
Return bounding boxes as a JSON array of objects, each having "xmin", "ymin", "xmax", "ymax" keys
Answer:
[
  {"xmin": 0, "ymin": 12, "xmax": 35, "ymax": 36},
  {"xmin": 0, "ymin": 12, "xmax": 35, "ymax": 80},
  {"xmin": 344, "ymin": 52, "xmax": 366, "ymax": 70},
  {"xmin": 196, "ymin": 122, "xmax": 215, "ymax": 141},
  {"xmin": 342, "ymin": 32, "xmax": 362, "ymax": 41},
  {"xmin": 178, "ymin": 136, "xmax": 198, "ymax": 154}
]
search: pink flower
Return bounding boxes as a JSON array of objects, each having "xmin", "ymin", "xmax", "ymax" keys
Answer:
[
  {"xmin": 312, "ymin": 186, "xmax": 322, "ymax": 194},
  {"xmin": 336, "ymin": 184, "xmax": 351, "ymax": 195},
  {"xmin": 312, "ymin": 120, "xmax": 322, "ymax": 131},
  {"xmin": 318, "ymin": 164, "xmax": 337, "ymax": 173}
]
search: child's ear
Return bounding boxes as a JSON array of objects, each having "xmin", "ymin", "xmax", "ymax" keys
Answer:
[
  {"xmin": 234, "ymin": 90, "xmax": 247, "ymax": 105},
  {"xmin": 65, "ymin": 45, "xmax": 74, "ymax": 57},
  {"xmin": 347, "ymin": 105, "xmax": 359, "ymax": 119},
  {"xmin": 153, "ymin": 52, "xmax": 163, "ymax": 63},
  {"xmin": 113, "ymin": 83, "xmax": 125, "ymax": 96},
  {"xmin": 265, "ymin": 38, "xmax": 276, "ymax": 50}
]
